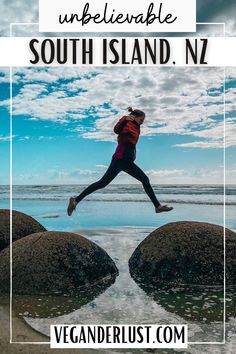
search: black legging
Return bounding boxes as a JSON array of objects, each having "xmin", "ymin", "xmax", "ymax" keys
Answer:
[{"xmin": 75, "ymin": 159, "xmax": 160, "ymax": 207}]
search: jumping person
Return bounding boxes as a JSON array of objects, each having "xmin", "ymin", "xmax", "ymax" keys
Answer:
[{"xmin": 67, "ymin": 107, "xmax": 173, "ymax": 216}]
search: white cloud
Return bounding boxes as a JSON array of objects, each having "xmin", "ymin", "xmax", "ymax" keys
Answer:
[
  {"xmin": 0, "ymin": 66, "xmax": 235, "ymax": 149},
  {"xmin": 0, "ymin": 68, "xmax": 9, "ymax": 83},
  {"xmin": 17, "ymin": 173, "xmax": 39, "ymax": 181},
  {"xmin": 0, "ymin": 135, "xmax": 17, "ymax": 142},
  {"xmin": 96, "ymin": 164, "xmax": 108, "ymax": 169},
  {"xmin": 146, "ymin": 169, "xmax": 186, "ymax": 177},
  {"xmin": 175, "ymin": 141, "xmax": 222, "ymax": 149},
  {"xmin": 40, "ymin": 166, "xmax": 225, "ymax": 185},
  {"xmin": 0, "ymin": 0, "xmax": 38, "ymax": 36},
  {"xmin": 50, "ymin": 167, "xmax": 101, "ymax": 183}
]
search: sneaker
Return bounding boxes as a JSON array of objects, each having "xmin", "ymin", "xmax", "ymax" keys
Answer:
[
  {"xmin": 67, "ymin": 197, "xmax": 77, "ymax": 216},
  {"xmin": 156, "ymin": 205, "xmax": 173, "ymax": 213}
]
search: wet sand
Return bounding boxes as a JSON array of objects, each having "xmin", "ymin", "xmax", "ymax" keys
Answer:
[{"xmin": 0, "ymin": 298, "xmax": 97, "ymax": 354}]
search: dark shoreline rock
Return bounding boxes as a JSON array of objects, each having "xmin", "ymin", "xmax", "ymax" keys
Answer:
[
  {"xmin": 0, "ymin": 209, "xmax": 46, "ymax": 251},
  {"xmin": 129, "ymin": 221, "xmax": 236, "ymax": 286},
  {"xmin": 0, "ymin": 231, "xmax": 118, "ymax": 295}
]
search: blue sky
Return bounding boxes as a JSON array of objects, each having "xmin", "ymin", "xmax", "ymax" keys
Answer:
[
  {"xmin": 0, "ymin": 67, "xmax": 235, "ymax": 185},
  {"xmin": 0, "ymin": 0, "xmax": 236, "ymax": 185}
]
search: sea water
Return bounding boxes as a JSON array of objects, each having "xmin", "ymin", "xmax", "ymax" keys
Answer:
[
  {"xmin": 0, "ymin": 184, "xmax": 236, "ymax": 353},
  {"xmin": 0, "ymin": 184, "xmax": 235, "ymax": 230}
]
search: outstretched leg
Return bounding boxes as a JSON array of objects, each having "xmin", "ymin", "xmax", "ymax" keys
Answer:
[
  {"xmin": 121, "ymin": 161, "xmax": 160, "ymax": 207},
  {"xmin": 67, "ymin": 159, "xmax": 121, "ymax": 215},
  {"xmin": 121, "ymin": 161, "xmax": 173, "ymax": 213}
]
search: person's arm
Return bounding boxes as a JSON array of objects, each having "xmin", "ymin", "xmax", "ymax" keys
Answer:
[{"xmin": 114, "ymin": 116, "xmax": 133, "ymax": 134}]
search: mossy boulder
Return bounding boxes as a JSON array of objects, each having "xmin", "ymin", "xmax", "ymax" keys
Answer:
[
  {"xmin": 0, "ymin": 209, "xmax": 46, "ymax": 251},
  {"xmin": 0, "ymin": 231, "xmax": 118, "ymax": 295},
  {"xmin": 129, "ymin": 221, "xmax": 236, "ymax": 286}
]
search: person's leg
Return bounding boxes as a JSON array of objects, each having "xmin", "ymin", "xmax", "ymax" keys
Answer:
[
  {"xmin": 121, "ymin": 161, "xmax": 161, "ymax": 208},
  {"xmin": 121, "ymin": 161, "xmax": 173, "ymax": 212},
  {"xmin": 67, "ymin": 159, "xmax": 122, "ymax": 216},
  {"xmin": 75, "ymin": 160, "xmax": 121, "ymax": 204}
]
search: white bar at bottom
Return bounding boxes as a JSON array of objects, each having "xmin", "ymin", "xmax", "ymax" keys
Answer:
[{"xmin": 50, "ymin": 324, "xmax": 188, "ymax": 348}]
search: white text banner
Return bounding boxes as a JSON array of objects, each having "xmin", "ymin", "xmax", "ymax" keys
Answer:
[{"xmin": 39, "ymin": 0, "xmax": 196, "ymax": 33}]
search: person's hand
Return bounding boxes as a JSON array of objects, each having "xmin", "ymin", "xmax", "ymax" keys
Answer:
[{"xmin": 125, "ymin": 115, "xmax": 135, "ymax": 121}]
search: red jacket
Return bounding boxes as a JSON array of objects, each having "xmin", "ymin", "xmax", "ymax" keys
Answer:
[{"xmin": 113, "ymin": 116, "xmax": 140, "ymax": 161}]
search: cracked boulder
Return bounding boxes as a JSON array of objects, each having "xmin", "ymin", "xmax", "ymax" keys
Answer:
[
  {"xmin": 0, "ymin": 209, "xmax": 46, "ymax": 251},
  {"xmin": 0, "ymin": 231, "xmax": 118, "ymax": 295},
  {"xmin": 129, "ymin": 221, "xmax": 236, "ymax": 286}
]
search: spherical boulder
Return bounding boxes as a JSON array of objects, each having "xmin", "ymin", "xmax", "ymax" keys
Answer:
[
  {"xmin": 129, "ymin": 221, "xmax": 236, "ymax": 286},
  {"xmin": 0, "ymin": 231, "xmax": 118, "ymax": 295},
  {"xmin": 0, "ymin": 209, "xmax": 46, "ymax": 251}
]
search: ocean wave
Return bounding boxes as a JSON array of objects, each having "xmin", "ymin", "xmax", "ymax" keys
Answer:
[
  {"xmin": 1, "ymin": 184, "xmax": 235, "ymax": 196},
  {"xmin": 0, "ymin": 197, "xmax": 235, "ymax": 206}
]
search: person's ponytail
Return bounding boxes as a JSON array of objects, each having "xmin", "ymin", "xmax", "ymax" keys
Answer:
[
  {"xmin": 127, "ymin": 107, "xmax": 145, "ymax": 118},
  {"xmin": 127, "ymin": 107, "xmax": 133, "ymax": 113}
]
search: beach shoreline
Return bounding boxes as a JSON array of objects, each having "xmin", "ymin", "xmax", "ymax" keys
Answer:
[
  {"xmin": 1, "ymin": 223, "xmax": 236, "ymax": 353},
  {"xmin": 0, "ymin": 297, "xmax": 49, "ymax": 353},
  {"xmin": 0, "ymin": 297, "xmax": 100, "ymax": 354}
]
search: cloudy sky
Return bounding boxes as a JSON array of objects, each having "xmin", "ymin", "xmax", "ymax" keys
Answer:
[{"xmin": 0, "ymin": 0, "xmax": 236, "ymax": 185}]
